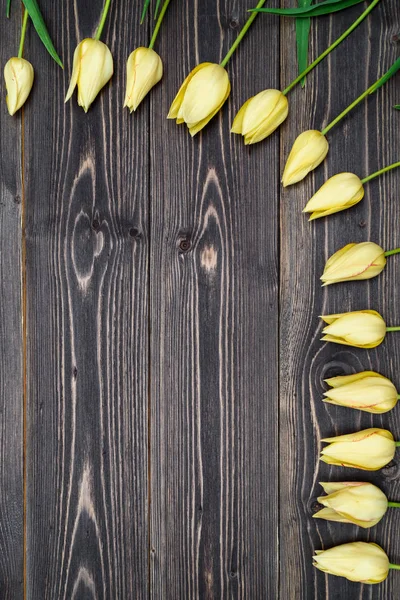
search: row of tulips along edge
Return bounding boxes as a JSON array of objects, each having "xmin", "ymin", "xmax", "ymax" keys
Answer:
[{"xmin": 309, "ymin": 10, "xmax": 400, "ymax": 580}]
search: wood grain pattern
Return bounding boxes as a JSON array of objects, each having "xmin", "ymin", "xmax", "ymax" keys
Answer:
[
  {"xmin": 0, "ymin": 0, "xmax": 398, "ymax": 598},
  {"xmin": 0, "ymin": 11, "xmax": 23, "ymax": 600},
  {"xmin": 23, "ymin": 1, "xmax": 149, "ymax": 597},
  {"xmin": 149, "ymin": 1, "xmax": 279, "ymax": 597},
  {"xmin": 279, "ymin": 1, "xmax": 400, "ymax": 598}
]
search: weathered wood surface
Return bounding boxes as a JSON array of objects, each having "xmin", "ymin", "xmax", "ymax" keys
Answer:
[
  {"xmin": 0, "ymin": 11, "xmax": 23, "ymax": 600},
  {"xmin": 24, "ymin": 1, "xmax": 149, "ymax": 598},
  {"xmin": 0, "ymin": 0, "xmax": 399, "ymax": 598}
]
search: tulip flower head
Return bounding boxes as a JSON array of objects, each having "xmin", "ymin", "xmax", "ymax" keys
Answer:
[
  {"xmin": 4, "ymin": 57, "xmax": 34, "ymax": 115},
  {"xmin": 303, "ymin": 173, "xmax": 364, "ymax": 219},
  {"xmin": 324, "ymin": 371, "xmax": 399, "ymax": 414},
  {"xmin": 320, "ymin": 310, "xmax": 386, "ymax": 348},
  {"xmin": 321, "ymin": 242, "xmax": 386, "ymax": 285},
  {"xmin": 282, "ymin": 130, "xmax": 329, "ymax": 186},
  {"xmin": 314, "ymin": 481, "xmax": 388, "ymax": 528},
  {"xmin": 124, "ymin": 47, "xmax": 163, "ymax": 112},
  {"xmin": 231, "ymin": 89, "xmax": 288, "ymax": 144},
  {"xmin": 320, "ymin": 428, "xmax": 396, "ymax": 470},
  {"xmin": 313, "ymin": 542, "xmax": 390, "ymax": 583},
  {"xmin": 65, "ymin": 39, "xmax": 113, "ymax": 112},
  {"xmin": 168, "ymin": 63, "xmax": 230, "ymax": 136}
]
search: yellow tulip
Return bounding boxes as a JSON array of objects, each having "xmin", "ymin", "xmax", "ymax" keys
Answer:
[
  {"xmin": 320, "ymin": 428, "xmax": 396, "ymax": 470},
  {"xmin": 167, "ymin": 62, "xmax": 230, "ymax": 136},
  {"xmin": 231, "ymin": 89, "xmax": 288, "ymax": 144},
  {"xmin": 320, "ymin": 310, "xmax": 386, "ymax": 348},
  {"xmin": 313, "ymin": 482, "xmax": 388, "ymax": 528},
  {"xmin": 65, "ymin": 38, "xmax": 113, "ymax": 112},
  {"xmin": 303, "ymin": 172, "xmax": 364, "ymax": 219},
  {"xmin": 282, "ymin": 130, "xmax": 329, "ymax": 186},
  {"xmin": 313, "ymin": 542, "xmax": 389, "ymax": 583},
  {"xmin": 324, "ymin": 371, "xmax": 398, "ymax": 414},
  {"xmin": 124, "ymin": 47, "xmax": 163, "ymax": 112},
  {"xmin": 4, "ymin": 57, "xmax": 34, "ymax": 115},
  {"xmin": 321, "ymin": 242, "xmax": 386, "ymax": 285}
]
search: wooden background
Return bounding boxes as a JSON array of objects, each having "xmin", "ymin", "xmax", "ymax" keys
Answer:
[{"xmin": 0, "ymin": 0, "xmax": 399, "ymax": 598}]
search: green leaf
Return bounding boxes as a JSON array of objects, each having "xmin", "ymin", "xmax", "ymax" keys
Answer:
[
  {"xmin": 6, "ymin": 0, "xmax": 11, "ymax": 17},
  {"xmin": 295, "ymin": 0, "xmax": 311, "ymax": 87},
  {"xmin": 141, "ymin": 0, "xmax": 151, "ymax": 23},
  {"xmin": 250, "ymin": 0, "xmax": 365, "ymax": 18},
  {"xmin": 395, "ymin": 104, "xmax": 400, "ymax": 110},
  {"xmin": 22, "ymin": 0, "xmax": 63, "ymax": 67},
  {"xmin": 154, "ymin": 0, "xmax": 162, "ymax": 19},
  {"xmin": 370, "ymin": 56, "xmax": 400, "ymax": 93}
]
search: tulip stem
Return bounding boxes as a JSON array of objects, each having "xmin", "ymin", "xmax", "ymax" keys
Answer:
[
  {"xmin": 220, "ymin": 0, "xmax": 266, "ymax": 68},
  {"xmin": 18, "ymin": 8, "xmax": 29, "ymax": 59},
  {"xmin": 361, "ymin": 161, "xmax": 400, "ymax": 184},
  {"xmin": 388, "ymin": 502, "xmax": 400, "ymax": 508},
  {"xmin": 148, "ymin": 0, "xmax": 172, "ymax": 49},
  {"xmin": 395, "ymin": 441, "xmax": 400, "ymax": 446},
  {"xmin": 95, "ymin": 0, "xmax": 112, "ymax": 41},
  {"xmin": 389, "ymin": 563, "xmax": 400, "ymax": 570},
  {"xmin": 282, "ymin": 0, "xmax": 381, "ymax": 96},
  {"xmin": 321, "ymin": 60, "xmax": 399, "ymax": 136},
  {"xmin": 384, "ymin": 248, "xmax": 400, "ymax": 257},
  {"xmin": 386, "ymin": 327, "xmax": 400, "ymax": 333}
]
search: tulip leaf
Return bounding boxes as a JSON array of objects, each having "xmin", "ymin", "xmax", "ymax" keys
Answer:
[
  {"xmin": 154, "ymin": 0, "xmax": 162, "ymax": 18},
  {"xmin": 370, "ymin": 56, "xmax": 400, "ymax": 93},
  {"xmin": 22, "ymin": 0, "xmax": 63, "ymax": 67},
  {"xmin": 295, "ymin": 0, "xmax": 312, "ymax": 87},
  {"xmin": 250, "ymin": 0, "xmax": 365, "ymax": 18},
  {"xmin": 141, "ymin": 0, "xmax": 151, "ymax": 23},
  {"xmin": 395, "ymin": 104, "xmax": 400, "ymax": 110},
  {"xmin": 6, "ymin": 0, "xmax": 11, "ymax": 17}
]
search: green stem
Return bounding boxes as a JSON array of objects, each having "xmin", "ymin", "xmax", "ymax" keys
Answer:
[
  {"xmin": 384, "ymin": 248, "xmax": 400, "ymax": 257},
  {"xmin": 361, "ymin": 161, "xmax": 400, "ymax": 184},
  {"xmin": 389, "ymin": 563, "xmax": 400, "ymax": 570},
  {"xmin": 395, "ymin": 441, "xmax": 400, "ymax": 447},
  {"xmin": 148, "ymin": 0, "xmax": 172, "ymax": 49},
  {"xmin": 220, "ymin": 0, "xmax": 266, "ymax": 68},
  {"xmin": 94, "ymin": 0, "xmax": 112, "ymax": 41},
  {"xmin": 388, "ymin": 502, "xmax": 400, "ymax": 508},
  {"xmin": 18, "ymin": 8, "xmax": 29, "ymax": 59},
  {"xmin": 282, "ymin": 0, "xmax": 381, "ymax": 96},
  {"xmin": 386, "ymin": 327, "xmax": 400, "ymax": 333},
  {"xmin": 321, "ymin": 65, "xmax": 394, "ymax": 135}
]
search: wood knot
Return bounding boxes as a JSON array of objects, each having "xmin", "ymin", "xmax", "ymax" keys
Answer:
[
  {"xmin": 129, "ymin": 227, "xmax": 141, "ymax": 239},
  {"xmin": 179, "ymin": 237, "xmax": 191, "ymax": 253}
]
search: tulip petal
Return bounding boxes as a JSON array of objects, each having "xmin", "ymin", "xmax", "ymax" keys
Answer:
[
  {"xmin": 313, "ymin": 507, "xmax": 353, "ymax": 523},
  {"xmin": 187, "ymin": 82, "xmax": 231, "ymax": 136},
  {"xmin": 231, "ymin": 96, "xmax": 253, "ymax": 134},
  {"xmin": 65, "ymin": 42, "xmax": 82, "ymax": 103},
  {"xmin": 181, "ymin": 64, "xmax": 229, "ymax": 124},
  {"xmin": 167, "ymin": 62, "xmax": 211, "ymax": 120}
]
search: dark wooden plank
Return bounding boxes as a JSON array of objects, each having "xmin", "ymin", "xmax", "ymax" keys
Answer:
[
  {"xmin": 0, "ymin": 10, "xmax": 24, "ymax": 600},
  {"xmin": 24, "ymin": 1, "xmax": 149, "ymax": 597},
  {"xmin": 149, "ymin": 1, "xmax": 279, "ymax": 597},
  {"xmin": 280, "ymin": 2, "xmax": 400, "ymax": 598}
]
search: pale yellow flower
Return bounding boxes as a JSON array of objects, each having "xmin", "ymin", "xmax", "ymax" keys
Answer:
[
  {"xmin": 124, "ymin": 47, "xmax": 163, "ymax": 112},
  {"xmin": 4, "ymin": 57, "xmax": 34, "ymax": 115},
  {"xmin": 313, "ymin": 542, "xmax": 389, "ymax": 584},
  {"xmin": 231, "ymin": 89, "xmax": 288, "ymax": 144},
  {"xmin": 282, "ymin": 130, "xmax": 329, "ymax": 186},
  {"xmin": 320, "ymin": 428, "xmax": 396, "ymax": 471}
]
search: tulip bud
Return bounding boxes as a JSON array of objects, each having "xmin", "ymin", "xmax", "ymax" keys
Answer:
[
  {"xmin": 320, "ymin": 310, "xmax": 386, "ymax": 348},
  {"xmin": 324, "ymin": 371, "xmax": 398, "ymax": 414},
  {"xmin": 320, "ymin": 428, "xmax": 396, "ymax": 470},
  {"xmin": 313, "ymin": 542, "xmax": 389, "ymax": 583},
  {"xmin": 231, "ymin": 89, "xmax": 289, "ymax": 144},
  {"xmin": 303, "ymin": 172, "xmax": 364, "ymax": 219},
  {"xmin": 167, "ymin": 62, "xmax": 230, "ymax": 136},
  {"xmin": 282, "ymin": 130, "xmax": 329, "ymax": 186},
  {"xmin": 124, "ymin": 47, "xmax": 163, "ymax": 112},
  {"xmin": 4, "ymin": 57, "xmax": 34, "ymax": 115},
  {"xmin": 321, "ymin": 242, "xmax": 386, "ymax": 285},
  {"xmin": 314, "ymin": 482, "xmax": 388, "ymax": 528},
  {"xmin": 65, "ymin": 38, "xmax": 113, "ymax": 112}
]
